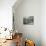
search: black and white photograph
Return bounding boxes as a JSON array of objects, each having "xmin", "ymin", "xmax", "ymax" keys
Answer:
[{"xmin": 23, "ymin": 16, "xmax": 34, "ymax": 25}]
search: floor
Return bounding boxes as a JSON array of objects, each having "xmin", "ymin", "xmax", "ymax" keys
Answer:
[{"xmin": 0, "ymin": 39, "xmax": 16, "ymax": 46}]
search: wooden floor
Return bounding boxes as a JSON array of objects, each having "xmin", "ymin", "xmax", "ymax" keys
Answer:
[{"xmin": 0, "ymin": 39, "xmax": 16, "ymax": 46}]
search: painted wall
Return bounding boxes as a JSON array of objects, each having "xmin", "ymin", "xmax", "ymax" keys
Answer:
[
  {"xmin": 13, "ymin": 0, "xmax": 41, "ymax": 46},
  {"xmin": 0, "ymin": 0, "xmax": 16, "ymax": 30},
  {"xmin": 41, "ymin": 0, "xmax": 46, "ymax": 46}
]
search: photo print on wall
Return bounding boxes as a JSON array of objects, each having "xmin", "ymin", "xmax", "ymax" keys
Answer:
[{"xmin": 23, "ymin": 16, "xmax": 34, "ymax": 25}]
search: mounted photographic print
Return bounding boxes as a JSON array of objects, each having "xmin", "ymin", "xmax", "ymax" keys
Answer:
[{"xmin": 23, "ymin": 16, "xmax": 34, "ymax": 25}]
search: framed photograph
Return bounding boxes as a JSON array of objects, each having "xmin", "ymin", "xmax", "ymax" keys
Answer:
[{"xmin": 23, "ymin": 16, "xmax": 34, "ymax": 25}]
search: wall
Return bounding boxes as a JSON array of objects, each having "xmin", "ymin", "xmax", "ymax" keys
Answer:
[
  {"xmin": 13, "ymin": 0, "xmax": 41, "ymax": 46},
  {"xmin": 0, "ymin": 0, "xmax": 16, "ymax": 30},
  {"xmin": 41, "ymin": 0, "xmax": 46, "ymax": 46}
]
